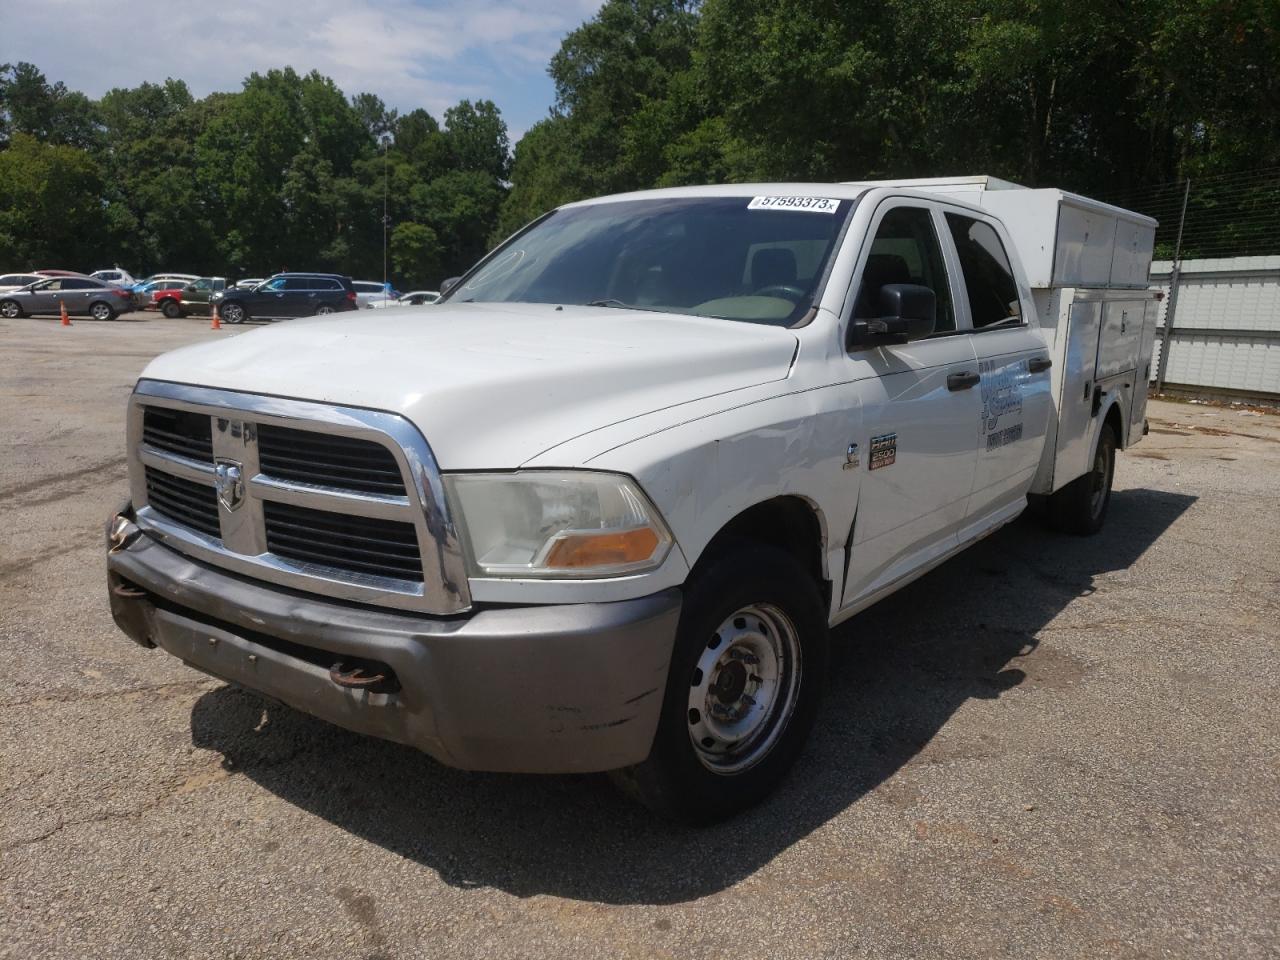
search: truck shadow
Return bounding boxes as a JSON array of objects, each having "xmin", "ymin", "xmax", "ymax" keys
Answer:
[{"xmin": 189, "ymin": 487, "xmax": 1195, "ymax": 905}]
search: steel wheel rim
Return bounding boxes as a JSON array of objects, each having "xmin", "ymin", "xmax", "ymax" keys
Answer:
[
  {"xmin": 687, "ymin": 602, "xmax": 802, "ymax": 775},
  {"xmin": 317, "ymin": 305, "xmax": 334, "ymax": 315},
  {"xmin": 0, "ymin": 302, "xmax": 17, "ymax": 318},
  {"xmin": 224, "ymin": 304, "xmax": 244, "ymax": 323},
  {"xmin": 91, "ymin": 303, "xmax": 110, "ymax": 320}
]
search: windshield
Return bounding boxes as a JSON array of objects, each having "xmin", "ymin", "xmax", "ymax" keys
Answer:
[{"xmin": 448, "ymin": 195, "xmax": 855, "ymax": 326}]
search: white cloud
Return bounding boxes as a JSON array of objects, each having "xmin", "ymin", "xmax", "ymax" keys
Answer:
[{"xmin": 0, "ymin": 0, "xmax": 602, "ymax": 135}]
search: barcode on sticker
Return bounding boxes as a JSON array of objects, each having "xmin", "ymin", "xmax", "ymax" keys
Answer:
[{"xmin": 748, "ymin": 196, "xmax": 841, "ymax": 214}]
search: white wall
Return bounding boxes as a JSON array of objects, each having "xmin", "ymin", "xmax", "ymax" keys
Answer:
[{"xmin": 1149, "ymin": 256, "xmax": 1280, "ymax": 397}]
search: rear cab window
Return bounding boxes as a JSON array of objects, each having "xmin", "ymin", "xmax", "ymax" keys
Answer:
[{"xmin": 945, "ymin": 213, "xmax": 1022, "ymax": 329}]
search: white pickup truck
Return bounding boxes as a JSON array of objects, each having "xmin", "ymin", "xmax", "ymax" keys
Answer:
[{"xmin": 107, "ymin": 176, "xmax": 1159, "ymax": 820}]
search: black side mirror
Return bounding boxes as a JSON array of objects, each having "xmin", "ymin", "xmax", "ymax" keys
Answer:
[
  {"xmin": 440, "ymin": 276, "xmax": 461, "ymax": 296},
  {"xmin": 848, "ymin": 283, "xmax": 937, "ymax": 349}
]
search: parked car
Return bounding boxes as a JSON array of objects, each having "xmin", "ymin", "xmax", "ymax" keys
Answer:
[
  {"xmin": 91, "ymin": 268, "xmax": 137, "ymax": 287},
  {"xmin": 159, "ymin": 277, "xmax": 226, "ymax": 318},
  {"xmin": 368, "ymin": 290, "xmax": 440, "ymax": 308},
  {"xmin": 145, "ymin": 279, "xmax": 199, "ymax": 313},
  {"xmin": 214, "ymin": 273, "xmax": 358, "ymax": 323},
  {"xmin": 0, "ymin": 275, "xmax": 133, "ymax": 320},
  {"xmin": 106, "ymin": 177, "xmax": 1160, "ymax": 821},
  {"xmin": 234, "ymin": 278, "xmax": 264, "ymax": 290},
  {"xmin": 352, "ymin": 280, "xmax": 401, "ymax": 308},
  {"xmin": 0, "ymin": 272, "xmax": 44, "ymax": 293}
]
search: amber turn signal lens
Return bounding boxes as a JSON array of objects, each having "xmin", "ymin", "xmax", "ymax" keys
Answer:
[{"xmin": 543, "ymin": 527, "xmax": 661, "ymax": 569}]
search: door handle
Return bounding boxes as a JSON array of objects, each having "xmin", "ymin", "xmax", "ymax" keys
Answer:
[
  {"xmin": 1028, "ymin": 356, "xmax": 1052, "ymax": 373},
  {"xmin": 947, "ymin": 371, "xmax": 980, "ymax": 391}
]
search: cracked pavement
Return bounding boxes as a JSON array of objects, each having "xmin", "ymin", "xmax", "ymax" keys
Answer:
[{"xmin": 1, "ymin": 314, "xmax": 1278, "ymax": 959}]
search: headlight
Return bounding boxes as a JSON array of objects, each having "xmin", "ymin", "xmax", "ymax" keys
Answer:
[{"xmin": 445, "ymin": 471, "xmax": 672, "ymax": 579}]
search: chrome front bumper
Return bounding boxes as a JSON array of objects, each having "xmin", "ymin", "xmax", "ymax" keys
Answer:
[{"xmin": 107, "ymin": 509, "xmax": 680, "ymax": 773}]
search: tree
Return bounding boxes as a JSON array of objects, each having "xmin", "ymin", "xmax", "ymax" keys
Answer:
[{"xmin": 0, "ymin": 133, "xmax": 105, "ymax": 268}]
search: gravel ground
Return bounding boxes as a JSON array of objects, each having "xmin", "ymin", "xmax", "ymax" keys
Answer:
[{"xmin": 2, "ymin": 312, "xmax": 1277, "ymax": 959}]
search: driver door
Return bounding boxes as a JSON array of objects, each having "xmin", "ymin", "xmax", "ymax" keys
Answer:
[{"xmin": 841, "ymin": 202, "xmax": 983, "ymax": 607}]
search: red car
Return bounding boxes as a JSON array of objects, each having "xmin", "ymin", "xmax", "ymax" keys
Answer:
[{"xmin": 146, "ymin": 279, "xmax": 191, "ymax": 312}]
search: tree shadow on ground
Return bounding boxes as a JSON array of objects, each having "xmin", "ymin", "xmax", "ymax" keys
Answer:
[{"xmin": 190, "ymin": 488, "xmax": 1195, "ymax": 905}]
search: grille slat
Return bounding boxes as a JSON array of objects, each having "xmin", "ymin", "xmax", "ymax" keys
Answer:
[
  {"xmin": 265, "ymin": 520, "xmax": 421, "ymax": 556},
  {"xmin": 143, "ymin": 407, "xmax": 213, "ymax": 462},
  {"xmin": 258, "ymin": 424, "xmax": 406, "ymax": 496},
  {"xmin": 263, "ymin": 500, "xmax": 422, "ymax": 582},
  {"xmin": 145, "ymin": 467, "xmax": 220, "ymax": 538}
]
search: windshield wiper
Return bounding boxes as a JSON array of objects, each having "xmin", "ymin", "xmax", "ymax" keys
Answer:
[{"xmin": 584, "ymin": 298, "xmax": 629, "ymax": 308}]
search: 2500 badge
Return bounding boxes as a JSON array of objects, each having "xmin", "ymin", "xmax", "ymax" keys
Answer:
[{"xmin": 869, "ymin": 432, "xmax": 897, "ymax": 470}]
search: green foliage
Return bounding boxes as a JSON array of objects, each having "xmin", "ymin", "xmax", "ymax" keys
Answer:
[
  {"xmin": 0, "ymin": 62, "xmax": 512, "ymax": 286},
  {"xmin": 500, "ymin": 0, "xmax": 1280, "ymax": 246}
]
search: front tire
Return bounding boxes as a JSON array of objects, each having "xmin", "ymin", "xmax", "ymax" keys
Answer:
[
  {"xmin": 89, "ymin": 300, "xmax": 115, "ymax": 321},
  {"xmin": 1049, "ymin": 423, "xmax": 1116, "ymax": 535},
  {"xmin": 611, "ymin": 542, "xmax": 828, "ymax": 822},
  {"xmin": 220, "ymin": 301, "xmax": 246, "ymax": 324},
  {"xmin": 161, "ymin": 299, "xmax": 181, "ymax": 319},
  {"xmin": 0, "ymin": 299, "xmax": 22, "ymax": 319}
]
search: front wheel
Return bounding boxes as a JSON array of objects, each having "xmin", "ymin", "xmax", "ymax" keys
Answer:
[
  {"xmin": 611, "ymin": 542, "xmax": 828, "ymax": 822},
  {"xmin": 220, "ymin": 301, "xmax": 246, "ymax": 324},
  {"xmin": 89, "ymin": 301, "xmax": 115, "ymax": 321},
  {"xmin": 1049, "ymin": 423, "xmax": 1116, "ymax": 535},
  {"xmin": 161, "ymin": 299, "xmax": 182, "ymax": 319},
  {"xmin": 0, "ymin": 299, "xmax": 22, "ymax": 319}
]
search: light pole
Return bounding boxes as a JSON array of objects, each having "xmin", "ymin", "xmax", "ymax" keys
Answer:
[{"xmin": 381, "ymin": 134, "xmax": 391, "ymax": 304}]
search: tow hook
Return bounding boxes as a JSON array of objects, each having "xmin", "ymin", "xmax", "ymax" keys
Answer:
[{"xmin": 330, "ymin": 659, "xmax": 398, "ymax": 693}]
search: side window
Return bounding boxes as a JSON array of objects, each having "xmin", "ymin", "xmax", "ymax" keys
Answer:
[
  {"xmin": 944, "ymin": 213, "xmax": 1022, "ymax": 329},
  {"xmin": 284, "ymin": 277, "xmax": 317, "ymax": 291},
  {"xmin": 262, "ymin": 277, "xmax": 287, "ymax": 291},
  {"xmin": 65, "ymin": 278, "xmax": 96, "ymax": 289},
  {"xmin": 855, "ymin": 206, "xmax": 955, "ymax": 333},
  {"xmin": 41, "ymin": 279, "xmax": 64, "ymax": 290},
  {"xmin": 192, "ymin": 279, "xmax": 211, "ymax": 291}
]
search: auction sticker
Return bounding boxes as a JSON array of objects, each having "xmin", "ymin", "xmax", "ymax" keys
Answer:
[{"xmin": 748, "ymin": 196, "xmax": 841, "ymax": 214}]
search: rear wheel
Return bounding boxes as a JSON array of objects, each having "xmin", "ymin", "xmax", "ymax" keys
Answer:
[
  {"xmin": 220, "ymin": 301, "xmax": 246, "ymax": 324},
  {"xmin": 316, "ymin": 304, "xmax": 335, "ymax": 315},
  {"xmin": 610, "ymin": 542, "xmax": 828, "ymax": 822},
  {"xmin": 161, "ymin": 299, "xmax": 181, "ymax": 319},
  {"xmin": 1049, "ymin": 423, "xmax": 1116, "ymax": 535},
  {"xmin": 0, "ymin": 299, "xmax": 21, "ymax": 319},
  {"xmin": 89, "ymin": 300, "xmax": 115, "ymax": 321}
]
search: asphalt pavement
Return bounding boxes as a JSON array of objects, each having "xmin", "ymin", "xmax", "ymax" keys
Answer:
[{"xmin": 1, "ymin": 312, "xmax": 1277, "ymax": 959}]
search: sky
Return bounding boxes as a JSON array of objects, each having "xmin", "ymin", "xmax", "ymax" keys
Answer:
[{"xmin": 0, "ymin": 0, "xmax": 602, "ymax": 141}]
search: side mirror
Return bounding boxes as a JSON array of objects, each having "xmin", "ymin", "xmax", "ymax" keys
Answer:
[
  {"xmin": 440, "ymin": 276, "xmax": 461, "ymax": 296},
  {"xmin": 847, "ymin": 283, "xmax": 937, "ymax": 349}
]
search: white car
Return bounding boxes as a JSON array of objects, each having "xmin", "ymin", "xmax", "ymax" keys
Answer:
[
  {"xmin": 352, "ymin": 280, "xmax": 400, "ymax": 308},
  {"xmin": 107, "ymin": 177, "xmax": 1159, "ymax": 821},
  {"xmin": 368, "ymin": 290, "xmax": 440, "ymax": 308},
  {"xmin": 91, "ymin": 268, "xmax": 137, "ymax": 287},
  {"xmin": 0, "ymin": 272, "xmax": 44, "ymax": 293}
]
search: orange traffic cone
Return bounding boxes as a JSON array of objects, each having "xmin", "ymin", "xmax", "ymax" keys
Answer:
[
  {"xmin": 210, "ymin": 303, "xmax": 221, "ymax": 331},
  {"xmin": 60, "ymin": 300, "xmax": 71, "ymax": 326}
]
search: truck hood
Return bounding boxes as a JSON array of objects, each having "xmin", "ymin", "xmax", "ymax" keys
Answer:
[{"xmin": 140, "ymin": 302, "xmax": 798, "ymax": 469}]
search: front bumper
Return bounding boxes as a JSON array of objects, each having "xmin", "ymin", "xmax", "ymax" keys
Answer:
[{"xmin": 106, "ymin": 510, "xmax": 680, "ymax": 773}]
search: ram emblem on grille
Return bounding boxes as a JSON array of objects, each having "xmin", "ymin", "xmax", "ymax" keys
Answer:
[{"xmin": 214, "ymin": 458, "xmax": 245, "ymax": 511}]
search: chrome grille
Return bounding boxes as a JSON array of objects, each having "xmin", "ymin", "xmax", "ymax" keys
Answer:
[
  {"xmin": 127, "ymin": 381, "xmax": 470, "ymax": 614},
  {"xmin": 257, "ymin": 423, "xmax": 406, "ymax": 495},
  {"xmin": 263, "ymin": 500, "xmax": 423, "ymax": 581},
  {"xmin": 142, "ymin": 406, "xmax": 213, "ymax": 462},
  {"xmin": 144, "ymin": 467, "xmax": 220, "ymax": 538}
]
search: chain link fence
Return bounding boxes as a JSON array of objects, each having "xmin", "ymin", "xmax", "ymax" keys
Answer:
[{"xmin": 1103, "ymin": 169, "xmax": 1280, "ymax": 400}]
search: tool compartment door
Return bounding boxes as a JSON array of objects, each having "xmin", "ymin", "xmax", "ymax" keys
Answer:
[{"xmin": 1051, "ymin": 297, "xmax": 1101, "ymax": 491}]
